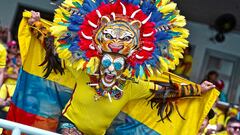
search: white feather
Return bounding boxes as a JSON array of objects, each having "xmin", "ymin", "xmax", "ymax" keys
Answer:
[
  {"xmin": 142, "ymin": 46, "xmax": 153, "ymax": 51},
  {"xmin": 111, "ymin": 12, "xmax": 116, "ymax": 20},
  {"xmin": 143, "ymin": 31, "xmax": 154, "ymax": 37},
  {"xmin": 96, "ymin": 10, "xmax": 102, "ymax": 18},
  {"xmin": 88, "ymin": 20, "xmax": 98, "ymax": 28},
  {"xmin": 130, "ymin": 9, "xmax": 141, "ymax": 18},
  {"xmin": 81, "ymin": 31, "xmax": 92, "ymax": 40},
  {"xmin": 120, "ymin": 2, "xmax": 126, "ymax": 15},
  {"xmin": 136, "ymin": 54, "xmax": 144, "ymax": 59},
  {"xmin": 142, "ymin": 12, "xmax": 152, "ymax": 24},
  {"xmin": 89, "ymin": 44, "xmax": 95, "ymax": 50}
]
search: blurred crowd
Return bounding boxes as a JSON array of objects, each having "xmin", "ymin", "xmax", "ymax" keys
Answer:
[
  {"xmin": 173, "ymin": 47, "xmax": 240, "ymax": 135},
  {"xmin": 0, "ymin": 26, "xmax": 21, "ymax": 120},
  {"xmin": 197, "ymin": 71, "xmax": 240, "ymax": 135}
]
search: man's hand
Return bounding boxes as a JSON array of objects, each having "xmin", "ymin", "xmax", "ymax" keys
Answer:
[
  {"xmin": 28, "ymin": 11, "xmax": 40, "ymax": 25},
  {"xmin": 5, "ymin": 98, "xmax": 11, "ymax": 106},
  {"xmin": 61, "ymin": 127, "xmax": 83, "ymax": 135},
  {"xmin": 0, "ymin": 98, "xmax": 11, "ymax": 107},
  {"xmin": 201, "ymin": 81, "xmax": 215, "ymax": 94}
]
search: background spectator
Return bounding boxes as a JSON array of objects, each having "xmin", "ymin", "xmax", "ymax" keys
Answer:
[
  {"xmin": 174, "ymin": 47, "xmax": 193, "ymax": 79},
  {"xmin": 198, "ymin": 109, "xmax": 215, "ymax": 135},
  {"xmin": 226, "ymin": 117, "xmax": 240, "ymax": 135}
]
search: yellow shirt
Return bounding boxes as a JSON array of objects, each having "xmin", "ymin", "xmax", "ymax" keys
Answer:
[
  {"xmin": 0, "ymin": 43, "xmax": 7, "ymax": 68},
  {"xmin": 0, "ymin": 84, "xmax": 16, "ymax": 112},
  {"xmin": 183, "ymin": 55, "xmax": 192, "ymax": 77},
  {"xmin": 174, "ymin": 54, "xmax": 192, "ymax": 77},
  {"xmin": 209, "ymin": 107, "xmax": 225, "ymax": 126},
  {"xmin": 63, "ymin": 71, "xmax": 154, "ymax": 135},
  {"xmin": 216, "ymin": 131, "xmax": 227, "ymax": 135},
  {"xmin": 4, "ymin": 67, "xmax": 17, "ymax": 85}
]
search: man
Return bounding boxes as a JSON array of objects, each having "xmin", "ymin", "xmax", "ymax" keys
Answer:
[
  {"xmin": 174, "ymin": 47, "xmax": 193, "ymax": 79},
  {"xmin": 226, "ymin": 117, "xmax": 240, "ymax": 135},
  {"xmin": 198, "ymin": 109, "xmax": 215, "ymax": 135},
  {"xmin": 0, "ymin": 43, "xmax": 7, "ymax": 87},
  {"xmin": 0, "ymin": 84, "xmax": 15, "ymax": 118},
  {"xmin": 5, "ymin": 0, "xmax": 218, "ymax": 135}
]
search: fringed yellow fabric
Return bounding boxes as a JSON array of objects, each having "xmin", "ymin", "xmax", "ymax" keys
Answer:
[
  {"xmin": 19, "ymin": 11, "xmax": 76, "ymax": 89},
  {"xmin": 122, "ymin": 72, "xmax": 220, "ymax": 135}
]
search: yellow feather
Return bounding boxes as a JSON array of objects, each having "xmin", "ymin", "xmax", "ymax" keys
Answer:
[
  {"xmin": 50, "ymin": 25, "xmax": 67, "ymax": 37},
  {"xmin": 173, "ymin": 15, "xmax": 186, "ymax": 27},
  {"xmin": 72, "ymin": 61, "xmax": 79, "ymax": 69},
  {"xmin": 57, "ymin": 48, "xmax": 72, "ymax": 59},
  {"xmin": 161, "ymin": 0, "xmax": 171, "ymax": 6},
  {"xmin": 175, "ymin": 51, "xmax": 184, "ymax": 59},
  {"xmin": 168, "ymin": 62, "xmax": 175, "ymax": 70},
  {"xmin": 159, "ymin": 2, "xmax": 177, "ymax": 13},
  {"xmin": 87, "ymin": 57, "xmax": 100, "ymax": 74},
  {"xmin": 159, "ymin": 57, "xmax": 168, "ymax": 72},
  {"xmin": 64, "ymin": 0, "xmax": 75, "ymax": 7},
  {"xmin": 169, "ymin": 39, "xmax": 189, "ymax": 49},
  {"xmin": 172, "ymin": 28, "xmax": 189, "ymax": 38},
  {"xmin": 146, "ymin": 65, "xmax": 154, "ymax": 76},
  {"xmin": 123, "ymin": 69, "xmax": 131, "ymax": 78},
  {"xmin": 76, "ymin": 59, "xmax": 86, "ymax": 70}
]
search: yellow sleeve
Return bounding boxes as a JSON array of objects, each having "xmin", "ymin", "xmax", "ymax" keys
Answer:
[
  {"xmin": 0, "ymin": 84, "xmax": 8, "ymax": 99},
  {"xmin": 127, "ymin": 80, "xmax": 155, "ymax": 100},
  {"xmin": 176, "ymin": 83, "xmax": 201, "ymax": 97},
  {"xmin": 0, "ymin": 44, "xmax": 7, "ymax": 68},
  {"xmin": 217, "ymin": 113, "xmax": 225, "ymax": 125}
]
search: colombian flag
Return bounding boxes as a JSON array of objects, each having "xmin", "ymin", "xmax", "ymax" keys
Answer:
[
  {"xmin": 4, "ymin": 12, "xmax": 76, "ymax": 134},
  {"xmin": 5, "ymin": 11, "xmax": 219, "ymax": 135}
]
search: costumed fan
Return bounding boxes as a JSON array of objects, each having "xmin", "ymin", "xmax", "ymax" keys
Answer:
[{"xmin": 4, "ymin": 0, "xmax": 219, "ymax": 135}]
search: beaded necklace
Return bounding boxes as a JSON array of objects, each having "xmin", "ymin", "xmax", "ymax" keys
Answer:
[{"xmin": 88, "ymin": 75, "xmax": 126, "ymax": 102}]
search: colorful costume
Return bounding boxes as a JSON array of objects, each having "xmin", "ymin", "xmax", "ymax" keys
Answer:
[{"xmin": 5, "ymin": 0, "xmax": 219, "ymax": 135}]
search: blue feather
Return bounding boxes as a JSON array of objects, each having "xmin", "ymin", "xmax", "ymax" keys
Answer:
[
  {"xmin": 73, "ymin": 35, "xmax": 80, "ymax": 41},
  {"xmin": 132, "ymin": 0, "xmax": 141, "ymax": 5},
  {"xmin": 122, "ymin": 0, "xmax": 140, "ymax": 5},
  {"xmin": 68, "ymin": 24, "xmax": 80, "ymax": 31},
  {"xmin": 145, "ymin": 49, "xmax": 161, "ymax": 68},
  {"xmin": 69, "ymin": 14, "xmax": 84, "ymax": 25},
  {"xmin": 139, "ymin": 66, "xmax": 144, "ymax": 78},
  {"xmin": 81, "ymin": 52, "xmax": 89, "ymax": 61},
  {"xmin": 58, "ymin": 32, "xmax": 71, "ymax": 41},
  {"xmin": 103, "ymin": 0, "xmax": 109, "ymax": 4},
  {"xmin": 83, "ymin": 0, "xmax": 98, "ymax": 12},
  {"xmin": 78, "ymin": 7, "xmax": 89, "ymax": 15},
  {"xmin": 95, "ymin": 0, "xmax": 103, "ymax": 5},
  {"xmin": 155, "ymin": 31, "xmax": 173, "ymax": 41},
  {"xmin": 167, "ymin": 31, "xmax": 181, "ymax": 37},
  {"xmin": 163, "ymin": 12, "xmax": 175, "ymax": 21},
  {"xmin": 69, "ymin": 45, "xmax": 80, "ymax": 52},
  {"xmin": 146, "ymin": 58, "xmax": 157, "ymax": 67},
  {"xmin": 141, "ymin": 1, "xmax": 157, "ymax": 15},
  {"xmin": 150, "ymin": 11, "xmax": 163, "ymax": 22},
  {"xmin": 59, "ymin": 44, "xmax": 71, "ymax": 49},
  {"xmin": 58, "ymin": 22, "xmax": 70, "ymax": 26},
  {"xmin": 135, "ymin": 64, "xmax": 140, "ymax": 78},
  {"xmin": 84, "ymin": 0, "xmax": 96, "ymax": 7},
  {"xmin": 155, "ymin": 20, "xmax": 168, "ymax": 27}
]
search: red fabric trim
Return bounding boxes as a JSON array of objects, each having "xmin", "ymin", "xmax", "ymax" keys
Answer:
[{"xmin": 3, "ymin": 103, "xmax": 58, "ymax": 135}]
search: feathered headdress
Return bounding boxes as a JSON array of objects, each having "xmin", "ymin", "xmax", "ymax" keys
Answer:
[{"xmin": 51, "ymin": 0, "xmax": 189, "ymax": 79}]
